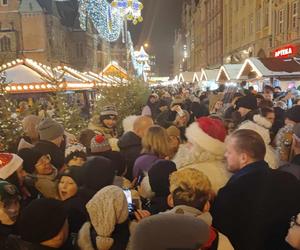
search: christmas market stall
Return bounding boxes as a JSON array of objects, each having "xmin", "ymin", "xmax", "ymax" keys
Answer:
[
  {"xmin": 178, "ymin": 72, "xmax": 194, "ymax": 84},
  {"xmin": 199, "ymin": 68, "xmax": 220, "ymax": 90},
  {"xmin": 100, "ymin": 61, "xmax": 129, "ymax": 84},
  {"xmin": 236, "ymin": 57, "xmax": 300, "ymax": 91},
  {"xmin": 216, "ymin": 64, "xmax": 243, "ymax": 86}
]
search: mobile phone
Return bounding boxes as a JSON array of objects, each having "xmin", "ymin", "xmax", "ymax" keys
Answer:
[
  {"xmin": 123, "ymin": 189, "xmax": 136, "ymax": 219},
  {"xmin": 136, "ymin": 174, "xmax": 144, "ymax": 187}
]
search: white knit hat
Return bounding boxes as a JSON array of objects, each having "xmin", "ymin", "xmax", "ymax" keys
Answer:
[
  {"xmin": 0, "ymin": 153, "xmax": 23, "ymax": 179},
  {"xmin": 65, "ymin": 143, "xmax": 86, "ymax": 158},
  {"xmin": 78, "ymin": 185, "xmax": 128, "ymax": 250}
]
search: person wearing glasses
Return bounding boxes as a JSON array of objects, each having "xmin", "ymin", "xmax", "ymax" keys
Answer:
[
  {"xmin": 18, "ymin": 148, "xmax": 58, "ymax": 199},
  {"xmin": 286, "ymin": 213, "xmax": 300, "ymax": 249}
]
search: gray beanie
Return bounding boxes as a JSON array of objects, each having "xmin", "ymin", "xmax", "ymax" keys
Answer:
[{"xmin": 38, "ymin": 118, "xmax": 64, "ymax": 141}]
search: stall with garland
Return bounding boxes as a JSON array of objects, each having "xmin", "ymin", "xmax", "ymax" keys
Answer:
[{"xmin": 237, "ymin": 57, "xmax": 300, "ymax": 91}]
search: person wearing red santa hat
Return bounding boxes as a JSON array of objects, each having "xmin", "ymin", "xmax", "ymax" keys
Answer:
[{"xmin": 173, "ymin": 117, "xmax": 232, "ymax": 193}]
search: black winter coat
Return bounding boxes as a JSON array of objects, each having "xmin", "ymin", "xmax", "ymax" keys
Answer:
[
  {"xmin": 211, "ymin": 160, "xmax": 300, "ymax": 250},
  {"xmin": 118, "ymin": 131, "xmax": 142, "ymax": 180}
]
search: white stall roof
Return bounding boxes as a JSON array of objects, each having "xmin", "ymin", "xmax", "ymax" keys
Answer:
[
  {"xmin": 201, "ymin": 69, "xmax": 219, "ymax": 81},
  {"xmin": 3, "ymin": 64, "xmax": 46, "ymax": 84},
  {"xmin": 216, "ymin": 64, "xmax": 243, "ymax": 81},
  {"xmin": 178, "ymin": 72, "xmax": 194, "ymax": 82}
]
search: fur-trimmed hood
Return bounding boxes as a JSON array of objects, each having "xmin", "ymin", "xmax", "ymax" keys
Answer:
[
  {"xmin": 238, "ymin": 115, "xmax": 271, "ymax": 145},
  {"xmin": 173, "ymin": 144, "xmax": 231, "ymax": 192}
]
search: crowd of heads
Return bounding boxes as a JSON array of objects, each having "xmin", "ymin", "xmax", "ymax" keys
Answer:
[{"xmin": 0, "ymin": 83, "xmax": 299, "ymax": 249}]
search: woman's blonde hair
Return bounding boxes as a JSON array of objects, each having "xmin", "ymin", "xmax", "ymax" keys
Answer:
[
  {"xmin": 142, "ymin": 125, "xmax": 171, "ymax": 158},
  {"xmin": 169, "ymin": 168, "xmax": 212, "ymax": 210}
]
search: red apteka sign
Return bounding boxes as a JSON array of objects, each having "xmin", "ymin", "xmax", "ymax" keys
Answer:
[{"xmin": 273, "ymin": 45, "xmax": 297, "ymax": 58}]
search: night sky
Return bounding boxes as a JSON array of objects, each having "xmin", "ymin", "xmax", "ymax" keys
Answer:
[{"xmin": 129, "ymin": 0, "xmax": 183, "ymax": 76}]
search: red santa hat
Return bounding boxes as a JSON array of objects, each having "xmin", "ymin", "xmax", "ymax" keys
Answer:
[
  {"xmin": 0, "ymin": 153, "xmax": 23, "ymax": 180},
  {"xmin": 185, "ymin": 117, "xmax": 227, "ymax": 155}
]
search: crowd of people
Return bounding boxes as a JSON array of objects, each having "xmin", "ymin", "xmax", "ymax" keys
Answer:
[{"xmin": 0, "ymin": 83, "xmax": 300, "ymax": 250}]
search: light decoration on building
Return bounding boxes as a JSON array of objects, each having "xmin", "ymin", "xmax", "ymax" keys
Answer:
[
  {"xmin": 78, "ymin": 0, "xmax": 122, "ymax": 42},
  {"xmin": 111, "ymin": 0, "xmax": 143, "ymax": 25},
  {"xmin": 127, "ymin": 32, "xmax": 143, "ymax": 76}
]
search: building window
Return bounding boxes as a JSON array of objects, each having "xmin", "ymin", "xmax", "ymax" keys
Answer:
[
  {"xmin": 263, "ymin": 2, "xmax": 269, "ymax": 27},
  {"xmin": 256, "ymin": 8, "xmax": 261, "ymax": 31},
  {"xmin": 249, "ymin": 14, "xmax": 254, "ymax": 34},
  {"xmin": 279, "ymin": 9, "xmax": 284, "ymax": 33},
  {"xmin": 292, "ymin": 2, "xmax": 298, "ymax": 29},
  {"xmin": 0, "ymin": 36, "xmax": 11, "ymax": 52},
  {"xmin": 1, "ymin": 0, "xmax": 8, "ymax": 6}
]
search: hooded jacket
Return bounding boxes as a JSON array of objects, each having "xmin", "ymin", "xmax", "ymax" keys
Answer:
[
  {"xmin": 238, "ymin": 114, "xmax": 279, "ymax": 169},
  {"xmin": 173, "ymin": 142, "xmax": 231, "ymax": 193}
]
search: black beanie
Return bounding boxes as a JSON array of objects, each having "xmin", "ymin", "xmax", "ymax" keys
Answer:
[
  {"xmin": 59, "ymin": 166, "xmax": 84, "ymax": 187},
  {"xmin": 18, "ymin": 148, "xmax": 44, "ymax": 173},
  {"xmin": 19, "ymin": 198, "xmax": 67, "ymax": 243},
  {"xmin": 285, "ymin": 105, "xmax": 300, "ymax": 123},
  {"xmin": 82, "ymin": 156, "xmax": 115, "ymax": 192},
  {"xmin": 236, "ymin": 94, "xmax": 257, "ymax": 110},
  {"xmin": 148, "ymin": 160, "xmax": 177, "ymax": 197},
  {"xmin": 95, "ymin": 151, "xmax": 126, "ymax": 176}
]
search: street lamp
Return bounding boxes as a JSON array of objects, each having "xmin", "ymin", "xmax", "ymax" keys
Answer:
[{"xmin": 144, "ymin": 43, "xmax": 149, "ymax": 48}]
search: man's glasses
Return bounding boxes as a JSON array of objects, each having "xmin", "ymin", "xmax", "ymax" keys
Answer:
[{"xmin": 290, "ymin": 215, "xmax": 300, "ymax": 227}]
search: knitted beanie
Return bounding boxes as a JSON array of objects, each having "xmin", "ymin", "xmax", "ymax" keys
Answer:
[
  {"xmin": 79, "ymin": 129, "xmax": 97, "ymax": 151},
  {"xmin": 236, "ymin": 94, "xmax": 257, "ymax": 110},
  {"xmin": 59, "ymin": 166, "xmax": 84, "ymax": 187},
  {"xmin": 18, "ymin": 148, "xmax": 44, "ymax": 174},
  {"xmin": 19, "ymin": 198, "xmax": 67, "ymax": 243},
  {"xmin": 130, "ymin": 213, "xmax": 210, "ymax": 250},
  {"xmin": 90, "ymin": 135, "xmax": 111, "ymax": 153},
  {"xmin": 185, "ymin": 117, "xmax": 227, "ymax": 154},
  {"xmin": 38, "ymin": 118, "xmax": 64, "ymax": 141},
  {"xmin": 0, "ymin": 153, "xmax": 23, "ymax": 180},
  {"xmin": 82, "ymin": 157, "xmax": 115, "ymax": 192},
  {"xmin": 100, "ymin": 105, "xmax": 118, "ymax": 117},
  {"xmin": 64, "ymin": 143, "xmax": 87, "ymax": 164},
  {"xmin": 78, "ymin": 185, "xmax": 128, "ymax": 250},
  {"xmin": 22, "ymin": 115, "xmax": 41, "ymax": 139}
]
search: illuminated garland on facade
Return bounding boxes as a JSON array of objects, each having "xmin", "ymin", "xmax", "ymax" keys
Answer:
[{"xmin": 78, "ymin": 0, "xmax": 122, "ymax": 42}]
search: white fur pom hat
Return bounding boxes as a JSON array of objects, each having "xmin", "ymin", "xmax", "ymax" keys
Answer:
[
  {"xmin": 185, "ymin": 117, "xmax": 227, "ymax": 155},
  {"xmin": 0, "ymin": 153, "xmax": 23, "ymax": 179}
]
